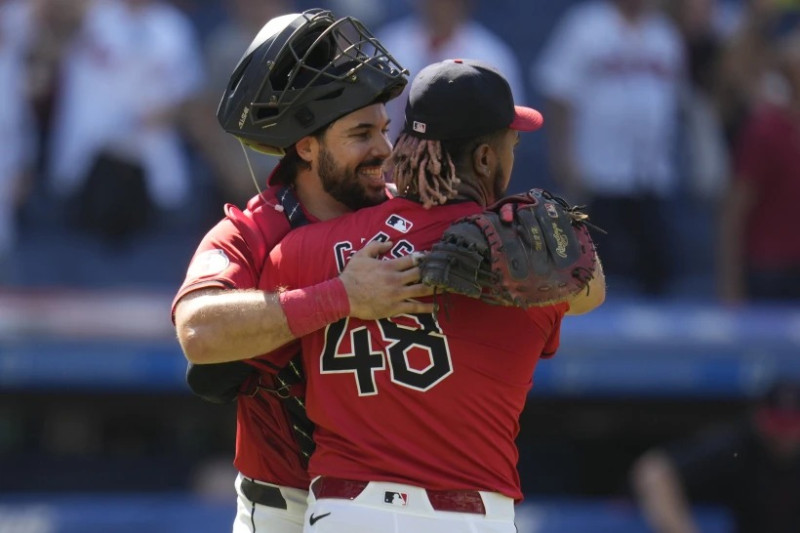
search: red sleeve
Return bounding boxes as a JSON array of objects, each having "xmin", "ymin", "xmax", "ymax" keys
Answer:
[
  {"xmin": 171, "ymin": 197, "xmax": 291, "ymax": 319},
  {"xmin": 170, "ymin": 212, "xmax": 258, "ymax": 318},
  {"xmin": 533, "ymin": 302, "xmax": 568, "ymax": 359},
  {"xmin": 262, "ymin": 231, "xmax": 299, "ymax": 294}
]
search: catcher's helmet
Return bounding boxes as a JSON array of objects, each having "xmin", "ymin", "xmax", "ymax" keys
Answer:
[{"xmin": 217, "ymin": 9, "xmax": 408, "ymax": 153}]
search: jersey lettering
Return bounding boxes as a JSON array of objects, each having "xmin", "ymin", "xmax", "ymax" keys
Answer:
[
  {"xmin": 332, "ymin": 237, "xmax": 416, "ymax": 273},
  {"xmin": 369, "ymin": 231, "xmax": 390, "ymax": 243},
  {"xmin": 333, "ymin": 242, "xmax": 353, "ymax": 273},
  {"xmin": 320, "ymin": 314, "xmax": 452, "ymax": 396},
  {"xmin": 389, "ymin": 240, "xmax": 414, "ymax": 258}
]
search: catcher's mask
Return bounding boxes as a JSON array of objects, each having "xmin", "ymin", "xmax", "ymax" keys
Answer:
[{"xmin": 217, "ymin": 8, "xmax": 408, "ymax": 154}]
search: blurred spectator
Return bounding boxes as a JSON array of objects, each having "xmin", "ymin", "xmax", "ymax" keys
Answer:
[
  {"xmin": 183, "ymin": 0, "xmax": 294, "ymax": 208},
  {"xmin": 533, "ymin": 0, "xmax": 685, "ymax": 296},
  {"xmin": 39, "ymin": 0, "xmax": 204, "ymax": 243},
  {"xmin": 631, "ymin": 380, "xmax": 800, "ymax": 533},
  {"xmin": 717, "ymin": 31, "xmax": 800, "ymax": 303},
  {"xmin": 24, "ymin": 0, "xmax": 90, "ymax": 170},
  {"xmin": 666, "ymin": 0, "xmax": 730, "ymax": 201},
  {"xmin": 713, "ymin": 0, "xmax": 800, "ymax": 149},
  {"xmin": 0, "ymin": 0, "xmax": 36, "ymax": 279},
  {"xmin": 376, "ymin": 0, "xmax": 525, "ymax": 143}
]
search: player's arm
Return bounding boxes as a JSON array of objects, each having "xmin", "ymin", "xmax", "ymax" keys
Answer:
[
  {"xmin": 630, "ymin": 450, "xmax": 701, "ymax": 533},
  {"xmin": 175, "ymin": 240, "xmax": 434, "ymax": 365},
  {"xmin": 717, "ymin": 176, "xmax": 754, "ymax": 304},
  {"xmin": 565, "ymin": 258, "xmax": 605, "ymax": 315}
]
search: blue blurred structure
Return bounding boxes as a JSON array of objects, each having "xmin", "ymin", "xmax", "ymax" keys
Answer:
[
  {"xmin": 0, "ymin": 494, "xmax": 733, "ymax": 533},
  {"xmin": 2, "ymin": 297, "xmax": 797, "ymax": 397}
]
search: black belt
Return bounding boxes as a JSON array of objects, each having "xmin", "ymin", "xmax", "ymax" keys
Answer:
[{"xmin": 241, "ymin": 477, "xmax": 288, "ymax": 509}]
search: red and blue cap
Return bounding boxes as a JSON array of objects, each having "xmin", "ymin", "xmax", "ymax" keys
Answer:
[{"xmin": 402, "ymin": 58, "xmax": 543, "ymax": 141}]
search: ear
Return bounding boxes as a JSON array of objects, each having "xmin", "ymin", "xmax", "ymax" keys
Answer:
[
  {"xmin": 471, "ymin": 142, "xmax": 496, "ymax": 179},
  {"xmin": 295, "ymin": 136, "xmax": 317, "ymax": 165}
]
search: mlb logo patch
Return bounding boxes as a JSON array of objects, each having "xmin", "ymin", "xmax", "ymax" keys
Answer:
[
  {"xmin": 412, "ymin": 121, "xmax": 427, "ymax": 134},
  {"xmin": 186, "ymin": 249, "xmax": 230, "ymax": 278},
  {"xmin": 384, "ymin": 491, "xmax": 408, "ymax": 506},
  {"xmin": 544, "ymin": 202, "xmax": 559, "ymax": 218},
  {"xmin": 386, "ymin": 215, "xmax": 413, "ymax": 233}
]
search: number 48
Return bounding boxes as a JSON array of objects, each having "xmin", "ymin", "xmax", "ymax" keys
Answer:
[{"xmin": 320, "ymin": 314, "xmax": 453, "ymax": 396}]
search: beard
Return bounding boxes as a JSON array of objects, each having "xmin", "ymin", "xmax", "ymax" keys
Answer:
[{"xmin": 318, "ymin": 146, "xmax": 387, "ymax": 211}]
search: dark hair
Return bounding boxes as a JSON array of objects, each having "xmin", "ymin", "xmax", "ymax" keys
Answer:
[
  {"xmin": 389, "ymin": 129, "xmax": 505, "ymax": 207},
  {"xmin": 270, "ymin": 123, "xmax": 333, "ymax": 184}
]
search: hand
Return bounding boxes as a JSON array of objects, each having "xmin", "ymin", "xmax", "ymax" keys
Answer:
[{"xmin": 340, "ymin": 241, "xmax": 435, "ymax": 319}]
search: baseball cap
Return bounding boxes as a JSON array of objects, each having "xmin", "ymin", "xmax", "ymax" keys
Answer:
[{"xmin": 403, "ymin": 58, "xmax": 543, "ymax": 141}]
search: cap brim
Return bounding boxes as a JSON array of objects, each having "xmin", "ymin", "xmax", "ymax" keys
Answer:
[{"xmin": 510, "ymin": 106, "xmax": 544, "ymax": 132}]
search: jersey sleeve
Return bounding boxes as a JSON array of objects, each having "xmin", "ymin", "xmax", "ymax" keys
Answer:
[
  {"xmin": 262, "ymin": 231, "xmax": 300, "ymax": 293},
  {"xmin": 171, "ymin": 204, "xmax": 269, "ymax": 319},
  {"xmin": 534, "ymin": 302, "xmax": 569, "ymax": 358}
]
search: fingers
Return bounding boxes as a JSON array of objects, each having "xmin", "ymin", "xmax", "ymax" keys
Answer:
[
  {"xmin": 397, "ymin": 266, "xmax": 423, "ymax": 285},
  {"xmin": 402, "ymin": 282, "xmax": 435, "ymax": 299},
  {"xmin": 380, "ymin": 251, "xmax": 427, "ymax": 273},
  {"xmin": 394, "ymin": 299, "xmax": 435, "ymax": 316},
  {"xmin": 357, "ymin": 239, "xmax": 394, "ymax": 258},
  {"xmin": 353, "ymin": 242, "xmax": 427, "ymax": 270}
]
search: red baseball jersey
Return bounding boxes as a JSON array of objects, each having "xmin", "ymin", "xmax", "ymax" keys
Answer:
[
  {"xmin": 263, "ymin": 197, "xmax": 567, "ymax": 501},
  {"xmin": 172, "ymin": 182, "xmax": 316, "ymax": 489}
]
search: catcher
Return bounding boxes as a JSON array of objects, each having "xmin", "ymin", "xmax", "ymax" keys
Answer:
[{"xmin": 419, "ymin": 186, "xmax": 603, "ymax": 310}]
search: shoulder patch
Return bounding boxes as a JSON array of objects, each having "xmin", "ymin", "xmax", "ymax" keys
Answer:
[{"xmin": 187, "ymin": 249, "xmax": 230, "ymax": 278}]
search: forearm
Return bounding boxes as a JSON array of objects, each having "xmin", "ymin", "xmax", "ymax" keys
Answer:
[
  {"xmin": 632, "ymin": 451, "xmax": 700, "ymax": 533},
  {"xmin": 175, "ymin": 288, "xmax": 295, "ymax": 364},
  {"xmin": 175, "ymin": 243, "xmax": 434, "ymax": 364},
  {"xmin": 176, "ymin": 279, "xmax": 352, "ymax": 364},
  {"xmin": 716, "ymin": 179, "xmax": 752, "ymax": 302}
]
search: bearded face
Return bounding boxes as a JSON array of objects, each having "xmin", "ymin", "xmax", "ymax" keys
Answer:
[{"xmin": 317, "ymin": 144, "xmax": 388, "ymax": 211}]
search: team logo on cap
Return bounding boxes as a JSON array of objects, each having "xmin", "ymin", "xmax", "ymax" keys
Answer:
[
  {"xmin": 386, "ymin": 214, "xmax": 413, "ymax": 233},
  {"xmin": 186, "ymin": 249, "xmax": 230, "ymax": 278},
  {"xmin": 384, "ymin": 491, "xmax": 408, "ymax": 506},
  {"xmin": 412, "ymin": 121, "xmax": 427, "ymax": 134}
]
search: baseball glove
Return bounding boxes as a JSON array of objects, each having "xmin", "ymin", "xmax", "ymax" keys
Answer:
[{"xmin": 420, "ymin": 188, "xmax": 599, "ymax": 307}]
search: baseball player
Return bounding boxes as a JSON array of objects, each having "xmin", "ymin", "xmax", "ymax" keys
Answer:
[
  {"xmin": 172, "ymin": 10, "xmax": 432, "ymax": 533},
  {"xmin": 261, "ymin": 59, "xmax": 606, "ymax": 532}
]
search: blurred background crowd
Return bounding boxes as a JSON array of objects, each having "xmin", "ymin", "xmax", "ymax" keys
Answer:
[
  {"xmin": 0, "ymin": 0, "xmax": 799, "ymax": 300},
  {"xmin": 0, "ymin": 0, "xmax": 799, "ymax": 532}
]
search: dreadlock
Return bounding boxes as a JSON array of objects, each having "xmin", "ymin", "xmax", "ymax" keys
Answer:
[
  {"xmin": 389, "ymin": 129, "xmax": 508, "ymax": 208},
  {"xmin": 389, "ymin": 133, "xmax": 460, "ymax": 208}
]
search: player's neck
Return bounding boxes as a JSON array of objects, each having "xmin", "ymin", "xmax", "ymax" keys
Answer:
[{"xmin": 454, "ymin": 175, "xmax": 494, "ymax": 208}]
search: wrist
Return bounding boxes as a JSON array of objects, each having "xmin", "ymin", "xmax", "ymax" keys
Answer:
[{"xmin": 278, "ymin": 278, "xmax": 350, "ymax": 338}]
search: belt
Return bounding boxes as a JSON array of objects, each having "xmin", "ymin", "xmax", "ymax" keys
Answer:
[
  {"xmin": 310, "ymin": 476, "xmax": 486, "ymax": 515},
  {"xmin": 241, "ymin": 477, "xmax": 288, "ymax": 509}
]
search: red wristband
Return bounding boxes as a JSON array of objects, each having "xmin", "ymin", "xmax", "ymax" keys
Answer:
[{"xmin": 278, "ymin": 278, "xmax": 351, "ymax": 338}]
